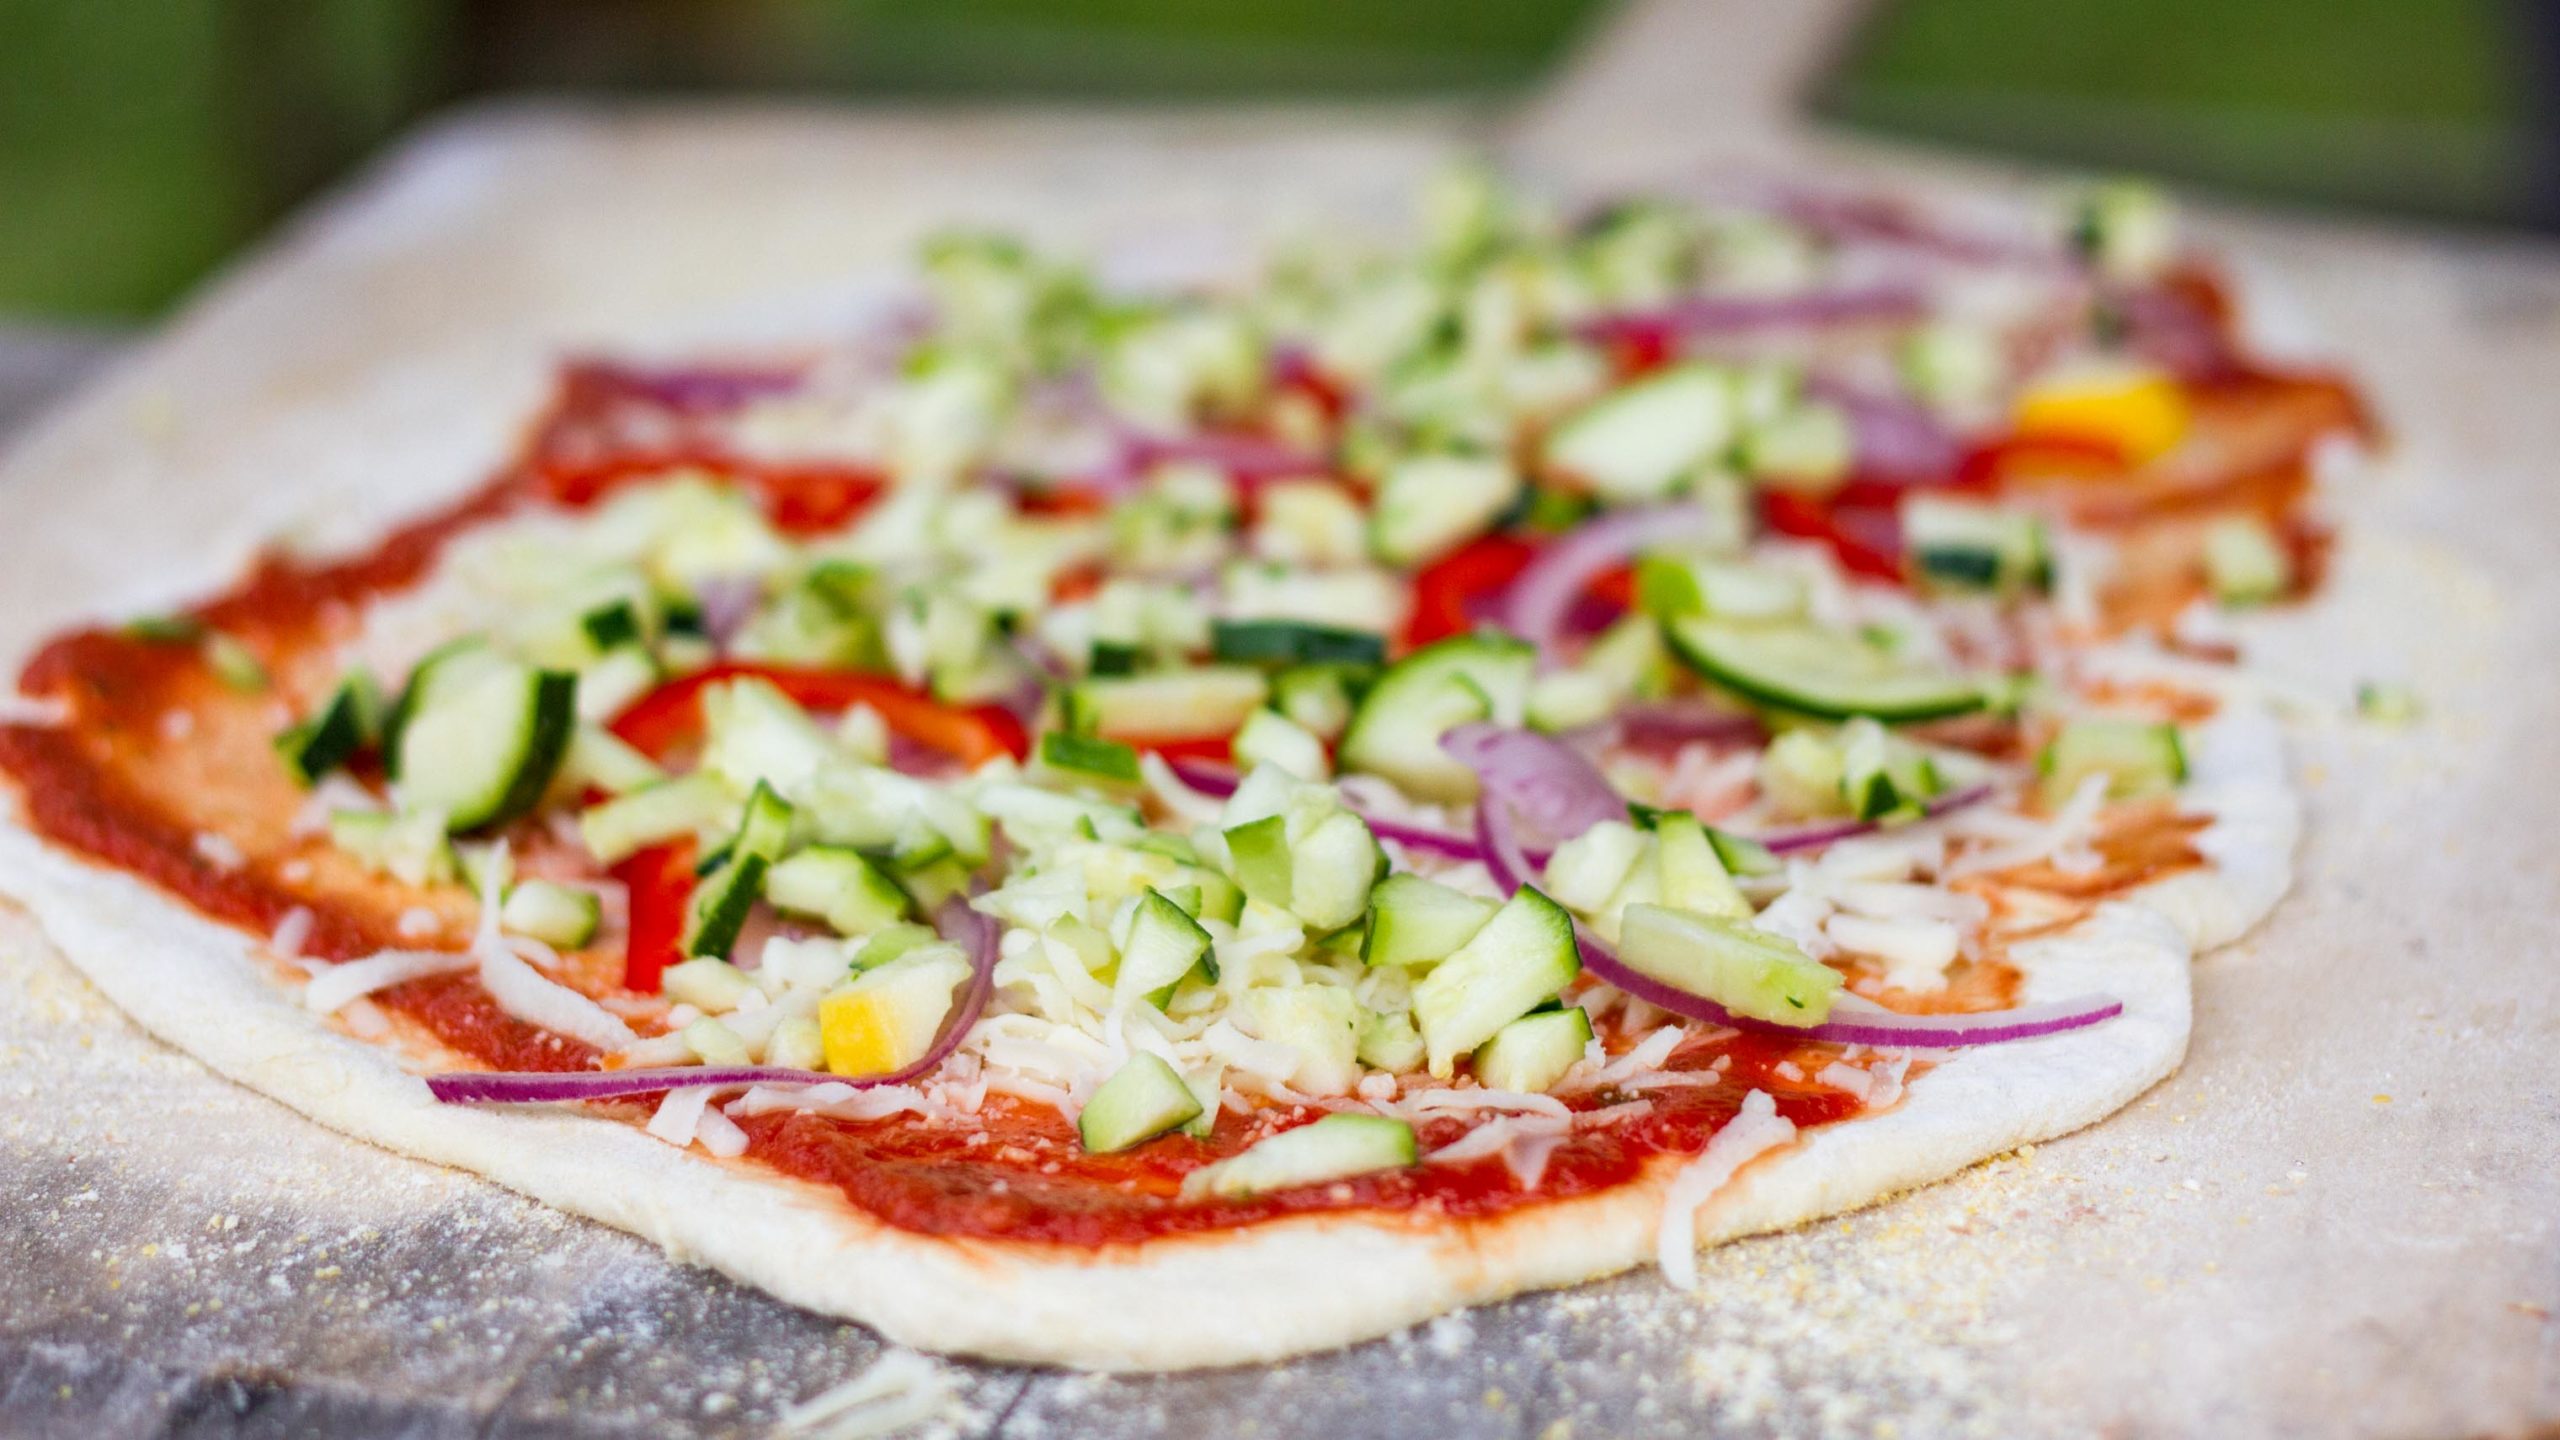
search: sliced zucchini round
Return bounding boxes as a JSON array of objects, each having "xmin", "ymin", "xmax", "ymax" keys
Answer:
[{"xmin": 1663, "ymin": 616, "xmax": 1984, "ymax": 723}]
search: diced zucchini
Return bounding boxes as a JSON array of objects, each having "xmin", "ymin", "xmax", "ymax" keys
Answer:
[
  {"xmin": 1739, "ymin": 402, "xmax": 1852, "ymax": 494},
  {"xmin": 1633, "ymin": 554, "xmax": 1809, "ymax": 622},
  {"xmin": 559, "ymin": 724, "xmax": 664, "ymax": 797},
  {"xmin": 683, "ymin": 1016, "xmax": 752, "ymax": 1066},
  {"xmin": 1411, "ymin": 887, "xmax": 1581, "ymax": 1077},
  {"xmin": 1064, "ymin": 666, "xmax": 1268, "ymax": 741},
  {"xmin": 499, "ymin": 880, "xmax": 601, "ymax": 949},
  {"xmin": 1665, "ymin": 616, "xmax": 1984, "ymax": 723},
  {"xmin": 1222, "ymin": 813, "xmax": 1294, "ymax": 909},
  {"xmin": 700, "ymin": 677, "xmax": 842, "ymax": 800},
  {"xmin": 817, "ymin": 946, "xmax": 972, "ymax": 1077},
  {"xmin": 2203, "ymin": 515, "xmax": 2292, "ymax": 607},
  {"xmin": 850, "ymin": 922, "xmax": 939, "ymax": 972},
  {"xmin": 1288, "ymin": 810, "xmax": 1384, "ymax": 931},
  {"xmin": 1542, "ymin": 819, "xmax": 1647, "ymax": 913},
  {"xmin": 579, "ymin": 773, "xmax": 734, "ymax": 865},
  {"xmin": 381, "ymin": 638, "xmax": 507, "ymax": 779},
  {"xmin": 1037, "ymin": 731, "xmax": 1143, "ymax": 788},
  {"xmin": 574, "ymin": 644, "xmax": 662, "ymax": 724},
  {"xmin": 2039, "ymin": 716, "xmax": 2186, "ymax": 806},
  {"xmin": 663, "ymin": 956, "xmax": 757, "ymax": 1013},
  {"xmin": 1231, "ymin": 708, "xmax": 1330, "ymax": 780},
  {"xmin": 273, "ymin": 673, "xmax": 383, "ymax": 787},
  {"xmin": 327, "ymin": 808, "xmax": 458, "ymax": 887},
  {"xmin": 680, "ymin": 853, "xmax": 768, "ymax": 961},
  {"xmin": 765, "ymin": 845, "xmax": 912, "ymax": 937},
  {"xmin": 1078, "ymin": 1053, "xmax": 1204, "ymax": 1153},
  {"xmin": 395, "ymin": 662, "xmax": 577, "ymax": 832},
  {"xmin": 1114, "ymin": 887, "xmax": 1213, "ymax": 1003},
  {"xmin": 1336, "ymin": 633, "xmax": 1535, "ymax": 803},
  {"xmin": 1355, "ymin": 1008, "xmax": 1426, "ymax": 1072},
  {"xmin": 766, "ymin": 1015, "xmax": 827, "ymax": 1070},
  {"xmin": 1361, "ymin": 874, "xmax": 1497, "ymax": 967},
  {"xmin": 1653, "ymin": 810, "xmax": 1749, "ymax": 920},
  {"xmin": 2068, "ymin": 180, "xmax": 2176, "ymax": 282},
  {"xmin": 1472, "ymin": 1006, "xmax": 1592, "ymax": 1093},
  {"xmin": 1242, "ymin": 985, "xmax": 1362, "ymax": 1096},
  {"xmin": 726, "ymin": 781, "xmax": 798, "ymax": 866},
  {"xmin": 1707, "ymin": 826, "xmax": 1780, "ymax": 878},
  {"xmin": 1542, "ymin": 362, "xmax": 1735, "ymax": 501},
  {"xmin": 1525, "ymin": 667, "xmax": 1614, "ymax": 733},
  {"xmin": 1837, "ymin": 718, "xmax": 1940, "ymax": 822},
  {"xmin": 1898, "ymin": 321, "xmax": 2004, "ymax": 415},
  {"xmin": 1617, "ymin": 903, "xmax": 1842, "ymax": 1026},
  {"xmin": 1179, "ymin": 1113, "xmax": 1418, "ymax": 1200},
  {"xmin": 1209, "ymin": 619, "xmax": 1386, "ymax": 669},
  {"xmin": 1369, "ymin": 452, "xmax": 1522, "ymax": 565},
  {"xmin": 1270, "ymin": 663, "xmax": 1368, "ymax": 741},
  {"xmin": 1903, "ymin": 497, "xmax": 2053, "ymax": 595},
  {"xmin": 1758, "ymin": 728, "xmax": 1848, "ymax": 819}
]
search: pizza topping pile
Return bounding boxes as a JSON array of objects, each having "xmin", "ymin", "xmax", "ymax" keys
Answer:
[{"xmin": 15, "ymin": 169, "xmax": 2365, "ymax": 1229}]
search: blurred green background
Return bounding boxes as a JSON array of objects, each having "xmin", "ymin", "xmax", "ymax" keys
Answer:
[
  {"xmin": 4, "ymin": 0, "xmax": 2557, "ymax": 325},
  {"xmin": 0, "ymin": 0, "xmax": 1605, "ymax": 322}
]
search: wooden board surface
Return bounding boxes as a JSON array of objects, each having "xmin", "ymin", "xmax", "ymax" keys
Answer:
[{"xmin": 1, "ymin": 4, "xmax": 2554, "ymax": 1435}]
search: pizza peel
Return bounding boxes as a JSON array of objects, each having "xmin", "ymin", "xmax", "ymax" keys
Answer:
[{"xmin": 0, "ymin": 6, "xmax": 2554, "ymax": 1435}]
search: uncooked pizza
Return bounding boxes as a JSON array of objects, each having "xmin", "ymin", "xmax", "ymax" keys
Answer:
[{"xmin": 0, "ymin": 171, "xmax": 2372, "ymax": 1368}]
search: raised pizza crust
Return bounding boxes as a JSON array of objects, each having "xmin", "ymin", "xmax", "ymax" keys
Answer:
[{"xmin": 0, "ymin": 702, "xmax": 2284, "ymax": 1369}]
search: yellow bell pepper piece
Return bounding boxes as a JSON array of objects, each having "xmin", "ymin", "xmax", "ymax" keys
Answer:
[
  {"xmin": 2011, "ymin": 363, "xmax": 2190, "ymax": 463},
  {"xmin": 818, "ymin": 948, "xmax": 969, "ymax": 1077}
]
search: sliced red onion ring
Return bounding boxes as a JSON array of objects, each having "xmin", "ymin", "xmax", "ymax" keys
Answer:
[
  {"xmin": 1501, "ymin": 504, "xmax": 1701, "ymax": 660},
  {"xmin": 691, "ymin": 574, "xmax": 766, "ymax": 650},
  {"xmin": 1613, "ymin": 699, "xmax": 1765, "ymax": 750},
  {"xmin": 1121, "ymin": 429, "xmax": 1327, "ymax": 481},
  {"xmin": 1805, "ymin": 378, "xmax": 1962, "ymax": 484},
  {"xmin": 426, "ymin": 896, "xmax": 1001, "ymax": 1106},
  {"xmin": 1755, "ymin": 784, "xmax": 1993, "ymax": 855},
  {"xmin": 1473, "ymin": 799, "xmax": 2119, "ymax": 1049},
  {"xmin": 1441, "ymin": 724, "xmax": 1624, "ymax": 846},
  {"xmin": 1577, "ymin": 284, "xmax": 1926, "ymax": 347},
  {"xmin": 588, "ymin": 362, "xmax": 806, "ymax": 412},
  {"xmin": 1165, "ymin": 756, "xmax": 1242, "ymax": 797}
]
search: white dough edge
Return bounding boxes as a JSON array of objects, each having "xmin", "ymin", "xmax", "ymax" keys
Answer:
[{"xmin": 0, "ymin": 705, "xmax": 2288, "ymax": 1371}]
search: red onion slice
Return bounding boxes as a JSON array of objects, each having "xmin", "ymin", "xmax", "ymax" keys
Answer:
[
  {"xmin": 1613, "ymin": 700, "xmax": 1766, "ymax": 750},
  {"xmin": 1474, "ymin": 799, "xmax": 2119, "ymax": 1049},
  {"xmin": 1441, "ymin": 724, "xmax": 1624, "ymax": 846},
  {"xmin": 1121, "ymin": 429, "xmax": 1327, "ymax": 481},
  {"xmin": 427, "ymin": 895, "xmax": 1001, "ymax": 1106},
  {"xmin": 690, "ymin": 574, "xmax": 766, "ymax": 651},
  {"xmin": 1501, "ymin": 504, "xmax": 1701, "ymax": 660},
  {"xmin": 1756, "ymin": 784, "xmax": 1993, "ymax": 855},
  {"xmin": 1805, "ymin": 377, "xmax": 1963, "ymax": 484},
  {"xmin": 1577, "ymin": 284, "xmax": 1927, "ymax": 348}
]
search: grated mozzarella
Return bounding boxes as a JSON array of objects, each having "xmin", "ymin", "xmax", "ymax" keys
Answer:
[
  {"xmin": 302, "ymin": 949, "xmax": 472, "ymax": 1015},
  {"xmin": 646, "ymin": 1086, "xmax": 715, "ymax": 1149},
  {"xmin": 1656, "ymin": 1089, "xmax": 1797, "ymax": 1290},
  {"xmin": 776, "ymin": 1349, "xmax": 962, "ymax": 1440}
]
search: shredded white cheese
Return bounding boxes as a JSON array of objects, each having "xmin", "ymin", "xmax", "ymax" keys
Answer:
[
  {"xmin": 646, "ymin": 1086, "xmax": 715, "ymax": 1149},
  {"xmin": 191, "ymin": 830, "xmax": 246, "ymax": 873},
  {"xmin": 1656, "ymin": 1088, "xmax": 1797, "ymax": 1290},
  {"xmin": 302, "ymin": 949, "xmax": 472, "ymax": 1015},
  {"xmin": 776, "ymin": 1349, "xmax": 963, "ymax": 1440}
]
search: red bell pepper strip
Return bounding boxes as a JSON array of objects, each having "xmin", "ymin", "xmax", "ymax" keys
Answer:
[
  {"xmin": 608, "ymin": 663, "xmax": 1029, "ymax": 768},
  {"xmin": 615, "ymin": 838, "xmax": 697, "ymax": 994},
  {"xmin": 1404, "ymin": 533, "xmax": 1537, "ymax": 648},
  {"xmin": 1758, "ymin": 491, "xmax": 1907, "ymax": 584}
]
